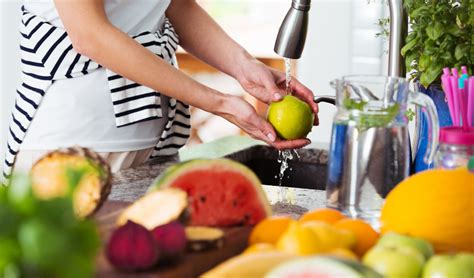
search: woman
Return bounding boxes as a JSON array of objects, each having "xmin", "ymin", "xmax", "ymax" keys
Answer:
[{"xmin": 4, "ymin": 0, "xmax": 319, "ymax": 179}]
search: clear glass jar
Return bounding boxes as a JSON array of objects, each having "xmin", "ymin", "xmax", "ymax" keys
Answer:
[
  {"xmin": 435, "ymin": 143, "xmax": 474, "ymax": 169},
  {"xmin": 434, "ymin": 127, "xmax": 474, "ymax": 169}
]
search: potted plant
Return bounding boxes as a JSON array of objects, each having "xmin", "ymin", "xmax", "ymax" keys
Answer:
[
  {"xmin": 401, "ymin": 0, "xmax": 472, "ymax": 87},
  {"xmin": 375, "ymin": 0, "xmax": 472, "ymax": 171}
]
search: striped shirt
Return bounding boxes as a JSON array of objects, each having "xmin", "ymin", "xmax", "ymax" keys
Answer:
[{"xmin": 3, "ymin": 6, "xmax": 191, "ymax": 180}]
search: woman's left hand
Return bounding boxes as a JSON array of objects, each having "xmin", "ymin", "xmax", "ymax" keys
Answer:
[{"xmin": 235, "ymin": 57, "xmax": 319, "ymax": 125}]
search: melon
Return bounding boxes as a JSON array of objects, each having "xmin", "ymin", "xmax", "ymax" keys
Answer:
[
  {"xmin": 380, "ymin": 167, "xmax": 474, "ymax": 253},
  {"xmin": 265, "ymin": 256, "xmax": 383, "ymax": 278},
  {"xmin": 150, "ymin": 159, "xmax": 271, "ymax": 226}
]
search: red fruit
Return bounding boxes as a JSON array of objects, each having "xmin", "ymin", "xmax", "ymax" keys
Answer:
[
  {"xmin": 151, "ymin": 221, "xmax": 187, "ymax": 262},
  {"xmin": 106, "ymin": 221, "xmax": 159, "ymax": 271}
]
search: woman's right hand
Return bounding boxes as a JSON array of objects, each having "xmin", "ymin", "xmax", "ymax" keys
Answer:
[{"xmin": 218, "ymin": 95, "xmax": 311, "ymax": 150}]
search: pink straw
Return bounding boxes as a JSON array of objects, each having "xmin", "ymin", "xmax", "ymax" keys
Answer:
[
  {"xmin": 461, "ymin": 66, "xmax": 468, "ymax": 75},
  {"xmin": 441, "ymin": 75, "xmax": 456, "ymax": 123},
  {"xmin": 468, "ymin": 77, "xmax": 474, "ymax": 127},
  {"xmin": 452, "ymin": 67, "xmax": 459, "ymax": 77},
  {"xmin": 450, "ymin": 75, "xmax": 461, "ymax": 126}
]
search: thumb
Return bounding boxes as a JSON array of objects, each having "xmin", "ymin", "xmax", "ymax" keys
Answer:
[
  {"xmin": 262, "ymin": 75, "xmax": 284, "ymax": 102},
  {"xmin": 255, "ymin": 116, "xmax": 277, "ymax": 143}
]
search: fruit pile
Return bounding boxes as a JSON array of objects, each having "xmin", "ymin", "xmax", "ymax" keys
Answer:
[
  {"xmin": 206, "ymin": 166, "xmax": 474, "ymax": 278},
  {"xmin": 106, "ymin": 159, "xmax": 272, "ymax": 271},
  {"xmin": 206, "ymin": 209, "xmax": 474, "ymax": 278},
  {"xmin": 246, "ymin": 208, "xmax": 378, "ymax": 259}
]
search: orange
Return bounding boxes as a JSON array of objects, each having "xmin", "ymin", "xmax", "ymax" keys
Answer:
[
  {"xmin": 249, "ymin": 216, "xmax": 295, "ymax": 245},
  {"xmin": 380, "ymin": 167, "xmax": 474, "ymax": 253},
  {"xmin": 333, "ymin": 218, "xmax": 379, "ymax": 257},
  {"xmin": 299, "ymin": 208, "xmax": 346, "ymax": 224}
]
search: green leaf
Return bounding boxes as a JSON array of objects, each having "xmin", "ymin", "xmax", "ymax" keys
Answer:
[
  {"xmin": 401, "ymin": 36, "xmax": 419, "ymax": 56},
  {"xmin": 455, "ymin": 44, "xmax": 470, "ymax": 60},
  {"xmin": 426, "ymin": 22, "xmax": 443, "ymax": 41},
  {"xmin": 410, "ymin": 5, "xmax": 430, "ymax": 18},
  {"xmin": 420, "ymin": 63, "xmax": 443, "ymax": 87},
  {"xmin": 418, "ymin": 54, "xmax": 431, "ymax": 71}
]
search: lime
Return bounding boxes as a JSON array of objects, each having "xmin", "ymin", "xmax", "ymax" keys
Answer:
[{"xmin": 267, "ymin": 95, "xmax": 314, "ymax": 140}]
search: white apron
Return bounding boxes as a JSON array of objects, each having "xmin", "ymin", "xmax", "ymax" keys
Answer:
[{"xmin": 3, "ymin": 6, "xmax": 191, "ymax": 181}]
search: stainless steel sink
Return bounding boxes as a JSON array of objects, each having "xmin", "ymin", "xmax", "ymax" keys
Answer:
[{"xmin": 226, "ymin": 146, "xmax": 328, "ymax": 190}]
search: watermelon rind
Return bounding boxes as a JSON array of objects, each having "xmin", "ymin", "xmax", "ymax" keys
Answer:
[
  {"xmin": 265, "ymin": 256, "xmax": 383, "ymax": 278},
  {"xmin": 150, "ymin": 159, "xmax": 272, "ymax": 217}
]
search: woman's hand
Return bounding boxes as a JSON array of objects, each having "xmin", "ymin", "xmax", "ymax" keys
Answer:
[
  {"xmin": 235, "ymin": 56, "xmax": 319, "ymax": 125},
  {"xmin": 217, "ymin": 95, "xmax": 311, "ymax": 150}
]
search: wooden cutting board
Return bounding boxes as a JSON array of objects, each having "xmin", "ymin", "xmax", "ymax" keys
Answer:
[{"xmin": 94, "ymin": 201, "xmax": 252, "ymax": 278}]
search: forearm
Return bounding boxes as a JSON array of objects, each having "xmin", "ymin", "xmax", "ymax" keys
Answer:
[
  {"xmin": 166, "ymin": 0, "xmax": 251, "ymax": 81},
  {"xmin": 54, "ymin": 0, "xmax": 228, "ymax": 115}
]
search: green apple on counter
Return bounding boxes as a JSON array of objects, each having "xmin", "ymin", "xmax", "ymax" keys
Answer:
[
  {"xmin": 377, "ymin": 232, "xmax": 434, "ymax": 260},
  {"xmin": 363, "ymin": 245, "xmax": 425, "ymax": 278},
  {"xmin": 422, "ymin": 253, "xmax": 474, "ymax": 278}
]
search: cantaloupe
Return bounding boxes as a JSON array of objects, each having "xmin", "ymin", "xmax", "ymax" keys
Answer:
[{"xmin": 380, "ymin": 167, "xmax": 474, "ymax": 253}]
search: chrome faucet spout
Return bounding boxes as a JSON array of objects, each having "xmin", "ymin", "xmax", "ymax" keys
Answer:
[{"xmin": 274, "ymin": 0, "xmax": 311, "ymax": 59}]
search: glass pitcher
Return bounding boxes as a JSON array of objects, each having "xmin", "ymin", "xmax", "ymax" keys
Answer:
[{"xmin": 325, "ymin": 76, "xmax": 439, "ymax": 226}]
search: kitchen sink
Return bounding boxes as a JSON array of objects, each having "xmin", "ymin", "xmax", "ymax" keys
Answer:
[{"xmin": 226, "ymin": 146, "xmax": 328, "ymax": 190}]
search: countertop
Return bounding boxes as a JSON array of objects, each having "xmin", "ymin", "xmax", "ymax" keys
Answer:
[{"xmin": 108, "ymin": 149, "xmax": 328, "ymax": 218}]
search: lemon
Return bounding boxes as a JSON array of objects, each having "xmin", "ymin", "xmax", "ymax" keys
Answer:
[
  {"xmin": 276, "ymin": 222, "xmax": 322, "ymax": 255},
  {"xmin": 267, "ymin": 95, "xmax": 314, "ymax": 140},
  {"xmin": 302, "ymin": 221, "xmax": 356, "ymax": 251}
]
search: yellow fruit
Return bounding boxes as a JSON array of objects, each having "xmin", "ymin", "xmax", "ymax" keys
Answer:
[
  {"xmin": 202, "ymin": 252, "xmax": 298, "ymax": 277},
  {"xmin": 302, "ymin": 221, "xmax": 356, "ymax": 251},
  {"xmin": 324, "ymin": 248, "xmax": 359, "ymax": 261},
  {"xmin": 381, "ymin": 167, "xmax": 474, "ymax": 253},
  {"xmin": 243, "ymin": 243, "xmax": 277, "ymax": 254},
  {"xmin": 249, "ymin": 216, "xmax": 295, "ymax": 245},
  {"xmin": 299, "ymin": 208, "xmax": 346, "ymax": 224},
  {"xmin": 30, "ymin": 147, "xmax": 111, "ymax": 218},
  {"xmin": 276, "ymin": 222, "xmax": 322, "ymax": 255},
  {"xmin": 267, "ymin": 95, "xmax": 314, "ymax": 140},
  {"xmin": 333, "ymin": 218, "xmax": 379, "ymax": 257}
]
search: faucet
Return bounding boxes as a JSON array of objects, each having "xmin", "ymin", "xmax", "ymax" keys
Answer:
[{"xmin": 274, "ymin": 0, "xmax": 408, "ymax": 77}]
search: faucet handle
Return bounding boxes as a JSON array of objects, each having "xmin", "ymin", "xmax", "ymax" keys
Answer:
[{"xmin": 314, "ymin": 95, "xmax": 336, "ymax": 105}]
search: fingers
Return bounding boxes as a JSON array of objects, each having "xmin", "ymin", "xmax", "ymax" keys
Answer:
[
  {"xmin": 254, "ymin": 116, "xmax": 277, "ymax": 144},
  {"xmin": 272, "ymin": 138, "xmax": 312, "ymax": 150}
]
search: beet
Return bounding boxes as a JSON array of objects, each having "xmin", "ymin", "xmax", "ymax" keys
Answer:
[
  {"xmin": 106, "ymin": 221, "xmax": 159, "ymax": 271},
  {"xmin": 151, "ymin": 221, "xmax": 187, "ymax": 262}
]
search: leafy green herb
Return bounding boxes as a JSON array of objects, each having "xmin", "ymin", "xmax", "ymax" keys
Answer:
[
  {"xmin": 405, "ymin": 108, "xmax": 416, "ymax": 122},
  {"xmin": 371, "ymin": 0, "xmax": 472, "ymax": 87},
  {"xmin": 343, "ymin": 98, "xmax": 401, "ymax": 129},
  {"xmin": 0, "ymin": 171, "xmax": 100, "ymax": 278}
]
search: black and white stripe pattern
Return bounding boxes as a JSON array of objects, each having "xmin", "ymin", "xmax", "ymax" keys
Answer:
[{"xmin": 3, "ymin": 7, "xmax": 190, "ymax": 181}]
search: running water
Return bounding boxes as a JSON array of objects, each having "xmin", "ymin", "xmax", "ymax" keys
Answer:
[
  {"xmin": 284, "ymin": 58, "xmax": 292, "ymax": 94},
  {"xmin": 276, "ymin": 149, "xmax": 300, "ymax": 203},
  {"xmin": 273, "ymin": 58, "xmax": 298, "ymax": 204}
]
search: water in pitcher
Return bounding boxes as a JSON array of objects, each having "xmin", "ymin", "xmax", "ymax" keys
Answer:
[{"xmin": 326, "ymin": 118, "xmax": 410, "ymax": 226}]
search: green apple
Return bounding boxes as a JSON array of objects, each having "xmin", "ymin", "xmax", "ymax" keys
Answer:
[
  {"xmin": 363, "ymin": 246, "xmax": 424, "ymax": 278},
  {"xmin": 422, "ymin": 253, "xmax": 474, "ymax": 278},
  {"xmin": 267, "ymin": 95, "xmax": 314, "ymax": 140},
  {"xmin": 377, "ymin": 232, "xmax": 434, "ymax": 260}
]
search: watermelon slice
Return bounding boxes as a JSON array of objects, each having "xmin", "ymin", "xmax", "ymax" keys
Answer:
[
  {"xmin": 265, "ymin": 256, "xmax": 383, "ymax": 278},
  {"xmin": 150, "ymin": 159, "xmax": 271, "ymax": 227}
]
